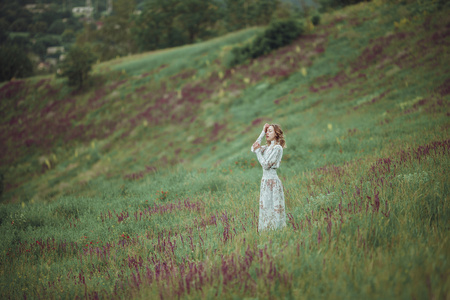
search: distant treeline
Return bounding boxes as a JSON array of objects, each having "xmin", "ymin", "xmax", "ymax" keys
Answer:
[
  {"xmin": 79, "ymin": 0, "xmax": 314, "ymax": 62},
  {"xmin": 1, "ymin": 0, "xmax": 366, "ymax": 81}
]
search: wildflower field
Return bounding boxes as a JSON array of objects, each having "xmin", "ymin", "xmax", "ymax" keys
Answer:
[{"xmin": 1, "ymin": 0, "xmax": 449, "ymax": 298}]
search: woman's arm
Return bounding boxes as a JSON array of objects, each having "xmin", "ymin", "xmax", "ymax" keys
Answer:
[
  {"xmin": 251, "ymin": 130, "xmax": 265, "ymax": 152},
  {"xmin": 251, "ymin": 123, "xmax": 269, "ymax": 152}
]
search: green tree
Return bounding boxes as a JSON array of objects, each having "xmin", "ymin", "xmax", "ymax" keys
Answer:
[
  {"xmin": 250, "ymin": 0, "xmax": 279, "ymax": 25},
  {"xmin": 133, "ymin": 7, "xmax": 165, "ymax": 51},
  {"xmin": 177, "ymin": 0, "xmax": 219, "ymax": 43},
  {"xmin": 33, "ymin": 35, "xmax": 61, "ymax": 59},
  {"xmin": 60, "ymin": 45, "xmax": 97, "ymax": 89},
  {"xmin": 224, "ymin": 0, "xmax": 247, "ymax": 31},
  {"xmin": 0, "ymin": 45, "xmax": 33, "ymax": 82},
  {"xmin": 48, "ymin": 19, "xmax": 66, "ymax": 35},
  {"xmin": 0, "ymin": 18, "xmax": 9, "ymax": 44},
  {"xmin": 0, "ymin": 2, "xmax": 33, "ymax": 26},
  {"xmin": 10, "ymin": 18, "xmax": 28, "ymax": 32},
  {"xmin": 9, "ymin": 35, "xmax": 32, "ymax": 51},
  {"xmin": 78, "ymin": 0, "xmax": 138, "ymax": 61},
  {"xmin": 223, "ymin": 0, "xmax": 280, "ymax": 31},
  {"xmin": 62, "ymin": 29, "xmax": 76, "ymax": 42},
  {"xmin": 135, "ymin": 0, "xmax": 183, "ymax": 50},
  {"xmin": 28, "ymin": 21, "xmax": 48, "ymax": 36}
]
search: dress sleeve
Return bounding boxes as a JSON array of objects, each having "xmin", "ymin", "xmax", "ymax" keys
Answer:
[
  {"xmin": 255, "ymin": 145, "xmax": 283, "ymax": 170},
  {"xmin": 251, "ymin": 130, "xmax": 266, "ymax": 153}
]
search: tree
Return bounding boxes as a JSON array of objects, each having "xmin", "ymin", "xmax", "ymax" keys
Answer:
[
  {"xmin": 224, "ymin": 0, "xmax": 247, "ymax": 31},
  {"xmin": 61, "ymin": 29, "xmax": 76, "ymax": 42},
  {"xmin": 77, "ymin": 0, "xmax": 138, "ymax": 61},
  {"xmin": 60, "ymin": 45, "xmax": 97, "ymax": 89},
  {"xmin": 0, "ymin": 18, "xmax": 9, "ymax": 44},
  {"xmin": 177, "ymin": 0, "xmax": 219, "ymax": 43},
  {"xmin": 33, "ymin": 35, "xmax": 61, "ymax": 59},
  {"xmin": 135, "ymin": 0, "xmax": 183, "ymax": 50},
  {"xmin": 48, "ymin": 19, "xmax": 66, "ymax": 35},
  {"xmin": 10, "ymin": 18, "xmax": 28, "ymax": 32},
  {"xmin": 250, "ymin": 0, "xmax": 279, "ymax": 25},
  {"xmin": 9, "ymin": 35, "xmax": 32, "ymax": 51},
  {"xmin": 28, "ymin": 21, "xmax": 48, "ymax": 36},
  {"xmin": 0, "ymin": 45, "xmax": 33, "ymax": 82}
]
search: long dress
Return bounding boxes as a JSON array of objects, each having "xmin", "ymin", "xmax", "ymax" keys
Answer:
[{"xmin": 251, "ymin": 130, "xmax": 287, "ymax": 232}]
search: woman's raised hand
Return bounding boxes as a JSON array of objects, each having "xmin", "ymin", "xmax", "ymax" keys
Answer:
[
  {"xmin": 263, "ymin": 123, "xmax": 270, "ymax": 132},
  {"xmin": 253, "ymin": 141, "xmax": 261, "ymax": 150}
]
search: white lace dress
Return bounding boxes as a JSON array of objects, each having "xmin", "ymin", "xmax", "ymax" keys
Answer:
[{"xmin": 251, "ymin": 130, "xmax": 287, "ymax": 232}]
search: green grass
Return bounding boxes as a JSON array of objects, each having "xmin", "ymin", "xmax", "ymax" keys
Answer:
[{"xmin": 0, "ymin": 0, "xmax": 449, "ymax": 298}]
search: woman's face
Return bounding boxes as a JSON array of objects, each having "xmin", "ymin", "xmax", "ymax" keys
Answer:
[{"xmin": 266, "ymin": 126, "xmax": 276, "ymax": 142}]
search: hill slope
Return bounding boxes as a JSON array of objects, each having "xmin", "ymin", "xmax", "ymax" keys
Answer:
[
  {"xmin": 1, "ymin": 1, "xmax": 448, "ymax": 203},
  {"xmin": 0, "ymin": 0, "xmax": 449, "ymax": 298}
]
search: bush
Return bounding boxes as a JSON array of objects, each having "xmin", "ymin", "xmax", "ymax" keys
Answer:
[
  {"xmin": 32, "ymin": 42, "xmax": 47, "ymax": 59},
  {"xmin": 32, "ymin": 35, "xmax": 61, "ymax": 59},
  {"xmin": 312, "ymin": 14, "xmax": 321, "ymax": 25},
  {"xmin": 61, "ymin": 29, "xmax": 76, "ymax": 42},
  {"xmin": 28, "ymin": 21, "xmax": 48, "ymax": 36},
  {"xmin": 9, "ymin": 18, "xmax": 28, "ymax": 32},
  {"xmin": 59, "ymin": 45, "xmax": 97, "ymax": 89},
  {"xmin": 0, "ymin": 45, "xmax": 33, "ymax": 82},
  {"xmin": 229, "ymin": 18, "xmax": 303, "ymax": 66},
  {"xmin": 318, "ymin": 0, "xmax": 368, "ymax": 10},
  {"xmin": 35, "ymin": 35, "xmax": 61, "ymax": 47},
  {"xmin": 48, "ymin": 20, "xmax": 66, "ymax": 35},
  {"xmin": 9, "ymin": 35, "xmax": 32, "ymax": 51}
]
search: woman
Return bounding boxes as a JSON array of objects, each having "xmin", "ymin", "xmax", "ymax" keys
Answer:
[{"xmin": 251, "ymin": 123, "xmax": 287, "ymax": 232}]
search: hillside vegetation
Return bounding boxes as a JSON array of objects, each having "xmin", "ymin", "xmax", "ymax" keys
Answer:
[{"xmin": 0, "ymin": 0, "xmax": 449, "ymax": 298}]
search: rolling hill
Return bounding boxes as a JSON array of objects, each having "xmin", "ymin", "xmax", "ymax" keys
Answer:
[{"xmin": 0, "ymin": 0, "xmax": 449, "ymax": 298}]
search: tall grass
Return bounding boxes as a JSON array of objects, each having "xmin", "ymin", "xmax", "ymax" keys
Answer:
[{"xmin": 0, "ymin": 0, "xmax": 449, "ymax": 298}]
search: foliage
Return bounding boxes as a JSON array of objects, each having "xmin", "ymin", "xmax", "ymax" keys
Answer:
[
  {"xmin": 311, "ymin": 13, "xmax": 321, "ymax": 25},
  {"xmin": 32, "ymin": 35, "xmax": 62, "ymax": 59},
  {"xmin": 77, "ymin": 0, "xmax": 138, "ymax": 61},
  {"xmin": 59, "ymin": 45, "xmax": 97, "ymax": 89},
  {"xmin": 0, "ymin": 2, "xmax": 33, "ymax": 27},
  {"xmin": 28, "ymin": 21, "xmax": 48, "ymax": 36},
  {"xmin": 134, "ymin": 0, "xmax": 281, "ymax": 52},
  {"xmin": 134, "ymin": 0, "xmax": 188, "ymax": 51},
  {"xmin": 9, "ymin": 18, "xmax": 28, "ymax": 32},
  {"xmin": 8, "ymin": 35, "xmax": 32, "ymax": 51},
  {"xmin": 229, "ymin": 18, "xmax": 304, "ymax": 66},
  {"xmin": 47, "ymin": 19, "xmax": 66, "ymax": 35},
  {"xmin": 224, "ymin": 0, "xmax": 280, "ymax": 31},
  {"xmin": 177, "ymin": 0, "xmax": 220, "ymax": 43},
  {"xmin": 0, "ymin": 45, "xmax": 33, "ymax": 82},
  {"xmin": 61, "ymin": 29, "xmax": 76, "ymax": 42},
  {"xmin": 318, "ymin": 0, "xmax": 369, "ymax": 10}
]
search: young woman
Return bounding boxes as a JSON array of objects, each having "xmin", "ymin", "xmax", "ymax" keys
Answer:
[{"xmin": 251, "ymin": 123, "xmax": 286, "ymax": 232}]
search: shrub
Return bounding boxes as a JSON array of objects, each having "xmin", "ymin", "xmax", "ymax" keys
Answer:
[
  {"xmin": 59, "ymin": 45, "xmax": 97, "ymax": 89},
  {"xmin": 61, "ymin": 29, "xmax": 76, "ymax": 42},
  {"xmin": 47, "ymin": 20, "xmax": 66, "ymax": 35},
  {"xmin": 9, "ymin": 18, "xmax": 28, "ymax": 32},
  {"xmin": 35, "ymin": 35, "xmax": 61, "ymax": 48},
  {"xmin": 312, "ymin": 14, "xmax": 321, "ymax": 25},
  {"xmin": 229, "ymin": 18, "xmax": 303, "ymax": 66},
  {"xmin": 318, "ymin": 0, "xmax": 368, "ymax": 10},
  {"xmin": 28, "ymin": 21, "xmax": 48, "ymax": 36},
  {"xmin": 0, "ymin": 45, "xmax": 33, "ymax": 82}
]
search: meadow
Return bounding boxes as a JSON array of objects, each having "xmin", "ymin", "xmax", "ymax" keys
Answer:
[{"xmin": 0, "ymin": 0, "xmax": 449, "ymax": 298}]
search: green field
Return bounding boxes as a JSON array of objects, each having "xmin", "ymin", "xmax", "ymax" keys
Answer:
[{"xmin": 1, "ymin": 0, "xmax": 449, "ymax": 298}]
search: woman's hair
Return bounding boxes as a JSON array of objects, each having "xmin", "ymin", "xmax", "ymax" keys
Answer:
[{"xmin": 267, "ymin": 124, "xmax": 286, "ymax": 148}]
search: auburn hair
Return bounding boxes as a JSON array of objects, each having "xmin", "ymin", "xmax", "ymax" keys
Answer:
[{"xmin": 266, "ymin": 124, "xmax": 286, "ymax": 148}]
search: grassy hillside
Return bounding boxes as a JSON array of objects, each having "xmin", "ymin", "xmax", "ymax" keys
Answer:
[{"xmin": 1, "ymin": 0, "xmax": 449, "ymax": 298}]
